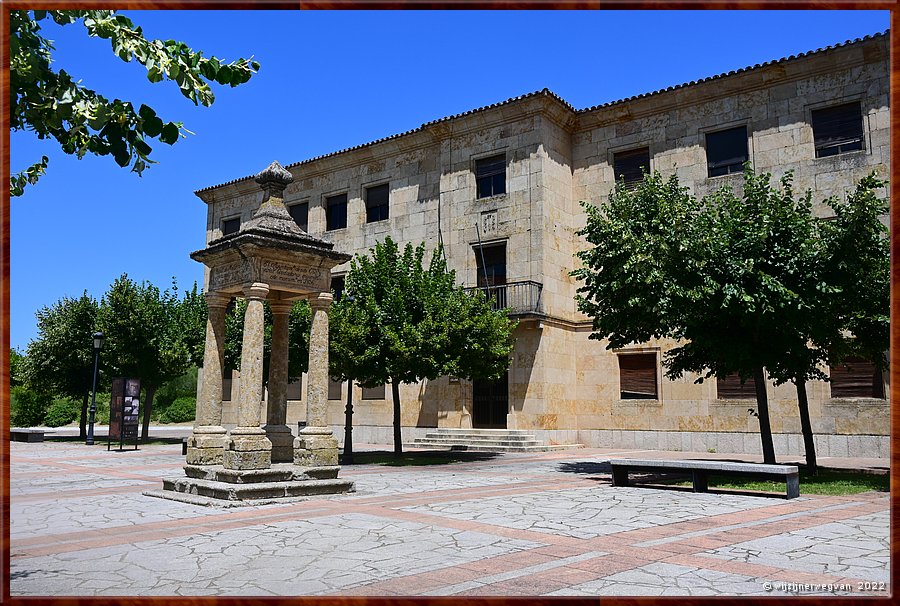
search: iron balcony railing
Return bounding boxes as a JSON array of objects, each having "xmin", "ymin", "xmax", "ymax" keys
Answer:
[{"xmin": 465, "ymin": 280, "xmax": 543, "ymax": 315}]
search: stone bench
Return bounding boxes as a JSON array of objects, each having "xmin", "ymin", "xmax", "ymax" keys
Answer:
[
  {"xmin": 610, "ymin": 458, "xmax": 800, "ymax": 499},
  {"xmin": 10, "ymin": 428, "xmax": 45, "ymax": 443}
]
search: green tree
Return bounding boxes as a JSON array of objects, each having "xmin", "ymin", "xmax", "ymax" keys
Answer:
[
  {"xmin": 821, "ymin": 173, "xmax": 890, "ymax": 369},
  {"xmin": 98, "ymin": 275, "xmax": 204, "ymax": 439},
  {"xmin": 23, "ymin": 292, "xmax": 100, "ymax": 437},
  {"xmin": 573, "ymin": 168, "xmax": 877, "ymax": 465},
  {"xmin": 765, "ymin": 173, "xmax": 890, "ymax": 474},
  {"xmin": 10, "ymin": 348, "xmax": 26, "ymax": 387},
  {"xmin": 11, "ymin": 10, "xmax": 260, "ymax": 196},
  {"xmin": 330, "ymin": 238, "xmax": 516, "ymax": 455}
]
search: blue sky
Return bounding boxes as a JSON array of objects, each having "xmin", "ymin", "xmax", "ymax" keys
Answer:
[{"xmin": 9, "ymin": 9, "xmax": 889, "ymax": 351}]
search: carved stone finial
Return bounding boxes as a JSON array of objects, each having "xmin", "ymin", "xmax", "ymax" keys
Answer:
[{"xmin": 255, "ymin": 161, "xmax": 294, "ymax": 187}]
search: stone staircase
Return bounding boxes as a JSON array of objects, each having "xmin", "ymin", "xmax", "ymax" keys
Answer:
[{"xmin": 406, "ymin": 428, "xmax": 582, "ymax": 453}]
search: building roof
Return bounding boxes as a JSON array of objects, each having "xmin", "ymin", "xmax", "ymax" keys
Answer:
[{"xmin": 195, "ymin": 30, "xmax": 888, "ymax": 196}]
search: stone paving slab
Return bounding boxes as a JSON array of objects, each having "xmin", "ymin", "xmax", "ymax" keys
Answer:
[{"xmin": 9, "ymin": 441, "xmax": 891, "ymax": 597}]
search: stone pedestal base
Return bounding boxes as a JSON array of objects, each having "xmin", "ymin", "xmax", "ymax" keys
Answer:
[
  {"xmin": 264, "ymin": 424, "xmax": 295, "ymax": 463},
  {"xmin": 294, "ymin": 433, "xmax": 339, "ymax": 467},
  {"xmin": 147, "ymin": 463, "xmax": 354, "ymax": 506},
  {"xmin": 223, "ymin": 429, "xmax": 272, "ymax": 470},
  {"xmin": 186, "ymin": 428, "xmax": 227, "ymax": 465}
]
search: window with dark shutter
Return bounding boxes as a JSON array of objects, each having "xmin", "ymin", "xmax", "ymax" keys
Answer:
[
  {"xmin": 326, "ymin": 194, "xmax": 347, "ymax": 231},
  {"xmin": 362, "ymin": 384, "xmax": 385, "ymax": 400},
  {"xmin": 614, "ymin": 147, "xmax": 650, "ymax": 187},
  {"xmin": 475, "ymin": 154, "xmax": 506, "ymax": 199},
  {"xmin": 330, "ymin": 275, "xmax": 345, "ymax": 302},
  {"xmin": 288, "ymin": 202, "xmax": 308, "ymax": 232},
  {"xmin": 286, "ymin": 378, "xmax": 303, "ymax": 400},
  {"xmin": 222, "ymin": 217, "xmax": 241, "ymax": 235},
  {"xmin": 618, "ymin": 353, "xmax": 658, "ymax": 399},
  {"xmin": 706, "ymin": 126, "xmax": 748, "ymax": 177},
  {"xmin": 365, "ymin": 183, "xmax": 390, "ymax": 223},
  {"xmin": 830, "ymin": 357, "xmax": 884, "ymax": 398},
  {"xmin": 812, "ymin": 103, "xmax": 864, "ymax": 158},
  {"xmin": 328, "ymin": 378, "xmax": 343, "ymax": 400},
  {"xmin": 717, "ymin": 373, "xmax": 756, "ymax": 399}
]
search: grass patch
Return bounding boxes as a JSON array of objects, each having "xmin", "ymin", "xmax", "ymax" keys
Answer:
[
  {"xmin": 344, "ymin": 450, "xmax": 498, "ymax": 467},
  {"xmin": 664, "ymin": 468, "xmax": 888, "ymax": 496}
]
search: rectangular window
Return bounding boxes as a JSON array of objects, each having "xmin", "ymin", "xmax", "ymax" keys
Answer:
[
  {"xmin": 474, "ymin": 243, "xmax": 507, "ymax": 308},
  {"xmin": 830, "ymin": 357, "xmax": 884, "ymax": 398},
  {"xmin": 288, "ymin": 202, "xmax": 308, "ymax": 232},
  {"xmin": 331, "ymin": 275, "xmax": 345, "ymax": 302},
  {"xmin": 326, "ymin": 194, "xmax": 347, "ymax": 231},
  {"xmin": 286, "ymin": 378, "xmax": 303, "ymax": 400},
  {"xmin": 475, "ymin": 154, "xmax": 506, "ymax": 199},
  {"xmin": 328, "ymin": 378, "xmax": 343, "ymax": 400},
  {"xmin": 613, "ymin": 147, "xmax": 651, "ymax": 187},
  {"xmin": 362, "ymin": 384, "xmax": 385, "ymax": 400},
  {"xmin": 365, "ymin": 183, "xmax": 390, "ymax": 223},
  {"xmin": 618, "ymin": 353, "xmax": 658, "ymax": 400},
  {"xmin": 222, "ymin": 217, "xmax": 241, "ymax": 235},
  {"xmin": 717, "ymin": 373, "xmax": 756, "ymax": 399},
  {"xmin": 812, "ymin": 102, "xmax": 864, "ymax": 158},
  {"xmin": 706, "ymin": 126, "xmax": 748, "ymax": 177}
]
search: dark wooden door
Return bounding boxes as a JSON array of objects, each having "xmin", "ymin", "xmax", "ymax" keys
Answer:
[{"xmin": 473, "ymin": 372, "xmax": 508, "ymax": 429}]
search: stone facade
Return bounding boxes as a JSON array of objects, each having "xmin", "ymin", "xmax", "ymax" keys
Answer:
[{"xmin": 195, "ymin": 33, "xmax": 890, "ymax": 457}]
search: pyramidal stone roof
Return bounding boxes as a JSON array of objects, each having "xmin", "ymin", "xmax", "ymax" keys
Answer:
[
  {"xmin": 195, "ymin": 30, "xmax": 887, "ymax": 195},
  {"xmin": 191, "ymin": 161, "xmax": 351, "ymax": 264}
]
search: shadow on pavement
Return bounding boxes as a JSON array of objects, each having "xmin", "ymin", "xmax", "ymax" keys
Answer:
[{"xmin": 343, "ymin": 450, "xmax": 501, "ymax": 467}]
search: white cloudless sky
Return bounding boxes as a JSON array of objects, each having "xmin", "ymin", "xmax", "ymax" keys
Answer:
[{"xmin": 9, "ymin": 9, "xmax": 889, "ymax": 350}]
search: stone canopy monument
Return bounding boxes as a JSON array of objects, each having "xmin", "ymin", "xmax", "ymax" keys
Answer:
[{"xmin": 150, "ymin": 161, "xmax": 354, "ymax": 504}]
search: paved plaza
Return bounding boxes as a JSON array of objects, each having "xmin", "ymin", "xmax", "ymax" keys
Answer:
[{"xmin": 9, "ymin": 439, "xmax": 890, "ymax": 597}]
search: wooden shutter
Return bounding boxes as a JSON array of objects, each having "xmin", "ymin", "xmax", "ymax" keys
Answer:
[
  {"xmin": 706, "ymin": 126, "xmax": 748, "ymax": 176},
  {"xmin": 716, "ymin": 373, "xmax": 756, "ymax": 399},
  {"xmin": 619, "ymin": 353, "xmax": 657, "ymax": 399},
  {"xmin": 812, "ymin": 103, "xmax": 863, "ymax": 157},
  {"xmin": 830, "ymin": 357, "xmax": 884, "ymax": 398},
  {"xmin": 361, "ymin": 384, "xmax": 386, "ymax": 400},
  {"xmin": 328, "ymin": 378, "xmax": 343, "ymax": 400},
  {"xmin": 614, "ymin": 147, "xmax": 650, "ymax": 186}
]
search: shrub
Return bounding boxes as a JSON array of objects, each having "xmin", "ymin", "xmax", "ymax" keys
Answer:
[
  {"xmin": 10, "ymin": 386, "xmax": 52, "ymax": 427},
  {"xmin": 159, "ymin": 396, "xmax": 196, "ymax": 424},
  {"xmin": 155, "ymin": 368, "xmax": 199, "ymax": 409},
  {"xmin": 43, "ymin": 397, "xmax": 80, "ymax": 427},
  {"xmin": 93, "ymin": 394, "xmax": 111, "ymax": 425}
]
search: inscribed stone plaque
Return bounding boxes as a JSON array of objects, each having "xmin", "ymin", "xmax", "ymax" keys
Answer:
[
  {"xmin": 209, "ymin": 261, "xmax": 251, "ymax": 291},
  {"xmin": 259, "ymin": 259, "xmax": 328, "ymax": 291}
]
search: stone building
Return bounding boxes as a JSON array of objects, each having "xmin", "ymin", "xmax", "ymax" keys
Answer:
[{"xmin": 194, "ymin": 32, "xmax": 890, "ymax": 458}]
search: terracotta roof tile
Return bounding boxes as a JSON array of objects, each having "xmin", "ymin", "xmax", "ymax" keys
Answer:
[{"xmin": 195, "ymin": 30, "xmax": 887, "ymax": 195}]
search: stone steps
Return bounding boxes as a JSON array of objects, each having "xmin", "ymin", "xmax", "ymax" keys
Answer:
[
  {"xmin": 161, "ymin": 475, "xmax": 354, "ymax": 501},
  {"xmin": 406, "ymin": 428, "xmax": 582, "ymax": 453}
]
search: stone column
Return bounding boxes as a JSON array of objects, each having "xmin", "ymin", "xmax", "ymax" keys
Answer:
[
  {"xmin": 186, "ymin": 292, "xmax": 230, "ymax": 465},
  {"xmin": 294, "ymin": 292, "xmax": 339, "ymax": 467},
  {"xmin": 265, "ymin": 300, "xmax": 294, "ymax": 463},
  {"xmin": 224, "ymin": 283, "xmax": 273, "ymax": 470}
]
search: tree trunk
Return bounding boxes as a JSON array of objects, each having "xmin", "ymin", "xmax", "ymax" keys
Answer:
[
  {"xmin": 753, "ymin": 366, "xmax": 776, "ymax": 464},
  {"xmin": 343, "ymin": 380, "xmax": 354, "ymax": 464},
  {"xmin": 796, "ymin": 378, "xmax": 817, "ymax": 476},
  {"xmin": 392, "ymin": 379, "xmax": 402, "ymax": 456},
  {"xmin": 141, "ymin": 386, "xmax": 156, "ymax": 441},
  {"xmin": 79, "ymin": 392, "xmax": 88, "ymax": 439}
]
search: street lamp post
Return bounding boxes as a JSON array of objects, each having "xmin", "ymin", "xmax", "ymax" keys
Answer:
[
  {"xmin": 343, "ymin": 380, "xmax": 354, "ymax": 464},
  {"xmin": 341, "ymin": 293, "xmax": 354, "ymax": 464},
  {"xmin": 86, "ymin": 331, "xmax": 104, "ymax": 446}
]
